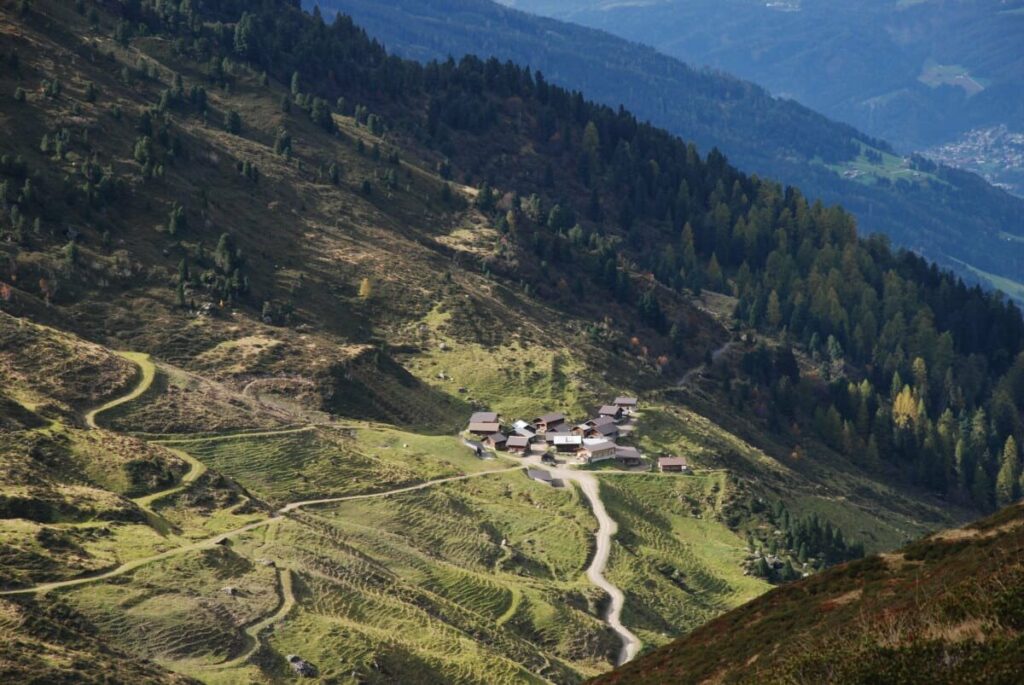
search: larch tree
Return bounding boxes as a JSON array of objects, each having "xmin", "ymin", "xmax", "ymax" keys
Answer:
[{"xmin": 996, "ymin": 435, "xmax": 1020, "ymax": 507}]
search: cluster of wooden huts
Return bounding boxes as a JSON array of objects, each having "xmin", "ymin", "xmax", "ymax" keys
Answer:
[{"xmin": 467, "ymin": 397, "xmax": 650, "ymax": 466}]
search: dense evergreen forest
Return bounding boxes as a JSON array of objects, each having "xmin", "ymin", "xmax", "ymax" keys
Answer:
[
  {"xmin": 7, "ymin": 0, "xmax": 1024, "ymax": 514},
  {"xmin": 311, "ymin": 0, "xmax": 1024, "ymax": 300}
]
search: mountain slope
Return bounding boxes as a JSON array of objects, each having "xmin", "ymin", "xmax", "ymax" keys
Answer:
[
  {"xmin": 0, "ymin": 0, "xmax": 1022, "ymax": 682},
  {"xmin": 311, "ymin": 0, "xmax": 1024, "ymax": 299},
  {"xmin": 591, "ymin": 501, "xmax": 1024, "ymax": 684},
  {"xmin": 510, "ymin": 0, "xmax": 1024, "ymax": 156}
]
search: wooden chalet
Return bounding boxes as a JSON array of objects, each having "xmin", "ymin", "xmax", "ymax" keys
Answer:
[
  {"xmin": 470, "ymin": 411, "xmax": 500, "ymax": 424},
  {"xmin": 615, "ymin": 445, "xmax": 643, "ymax": 466},
  {"xmin": 533, "ymin": 412, "xmax": 566, "ymax": 433},
  {"xmin": 468, "ymin": 421, "xmax": 501, "ymax": 436},
  {"xmin": 506, "ymin": 435, "xmax": 531, "ymax": 454},
  {"xmin": 598, "ymin": 405, "xmax": 624, "ymax": 421},
  {"xmin": 579, "ymin": 440, "xmax": 616, "ymax": 463},
  {"xmin": 658, "ymin": 456, "xmax": 689, "ymax": 473},
  {"xmin": 585, "ymin": 422, "xmax": 619, "ymax": 440},
  {"xmin": 613, "ymin": 396, "xmax": 638, "ymax": 413},
  {"xmin": 484, "ymin": 433, "xmax": 508, "ymax": 450}
]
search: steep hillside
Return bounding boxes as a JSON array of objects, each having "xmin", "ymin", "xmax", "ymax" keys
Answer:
[
  {"xmin": 313, "ymin": 0, "xmax": 1024, "ymax": 299},
  {"xmin": 592, "ymin": 501, "xmax": 1024, "ymax": 684},
  {"xmin": 0, "ymin": 0, "xmax": 1022, "ymax": 683}
]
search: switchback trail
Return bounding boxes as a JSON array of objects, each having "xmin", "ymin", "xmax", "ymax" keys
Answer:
[
  {"xmin": 132, "ymin": 447, "xmax": 207, "ymax": 510},
  {"xmin": 210, "ymin": 564, "xmax": 295, "ymax": 671},
  {"xmin": 84, "ymin": 351, "xmax": 156, "ymax": 429},
  {"xmin": 0, "ymin": 466, "xmax": 523, "ymax": 597}
]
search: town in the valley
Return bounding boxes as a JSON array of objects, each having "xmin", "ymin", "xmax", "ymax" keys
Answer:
[{"xmin": 464, "ymin": 396, "xmax": 691, "ymax": 478}]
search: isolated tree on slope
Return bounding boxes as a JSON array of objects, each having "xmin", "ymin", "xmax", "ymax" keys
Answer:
[{"xmin": 996, "ymin": 435, "xmax": 1020, "ymax": 507}]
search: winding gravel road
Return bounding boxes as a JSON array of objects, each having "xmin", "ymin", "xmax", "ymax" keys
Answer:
[{"xmin": 523, "ymin": 454, "xmax": 642, "ymax": 665}]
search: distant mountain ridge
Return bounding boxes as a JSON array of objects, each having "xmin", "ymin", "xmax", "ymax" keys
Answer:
[
  {"xmin": 311, "ymin": 0, "xmax": 1024, "ymax": 299},
  {"xmin": 508, "ymin": 0, "xmax": 1024, "ymax": 196}
]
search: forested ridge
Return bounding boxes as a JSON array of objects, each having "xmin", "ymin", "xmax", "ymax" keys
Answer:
[
  {"xmin": 4, "ymin": 0, "xmax": 1024, "ymax": 515},
  {"xmin": 310, "ymin": 0, "xmax": 1024, "ymax": 300}
]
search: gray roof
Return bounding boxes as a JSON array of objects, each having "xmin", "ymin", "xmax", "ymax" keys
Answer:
[
  {"xmin": 534, "ymin": 412, "xmax": 565, "ymax": 424},
  {"xmin": 527, "ymin": 468, "xmax": 553, "ymax": 482},
  {"xmin": 471, "ymin": 411, "xmax": 499, "ymax": 423},
  {"xmin": 589, "ymin": 423, "xmax": 619, "ymax": 436},
  {"xmin": 599, "ymin": 405, "xmax": 622, "ymax": 415},
  {"xmin": 584, "ymin": 440, "xmax": 616, "ymax": 453},
  {"xmin": 616, "ymin": 446, "xmax": 643, "ymax": 460},
  {"xmin": 507, "ymin": 435, "xmax": 530, "ymax": 447},
  {"xmin": 487, "ymin": 432, "xmax": 507, "ymax": 443},
  {"xmin": 614, "ymin": 396, "xmax": 638, "ymax": 406},
  {"xmin": 658, "ymin": 456, "xmax": 687, "ymax": 467}
]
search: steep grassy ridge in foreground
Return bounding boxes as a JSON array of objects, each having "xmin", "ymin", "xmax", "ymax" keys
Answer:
[{"xmin": 592, "ymin": 502, "xmax": 1024, "ymax": 684}]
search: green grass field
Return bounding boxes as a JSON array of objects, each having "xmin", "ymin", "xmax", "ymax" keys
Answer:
[{"xmin": 599, "ymin": 475, "xmax": 768, "ymax": 650}]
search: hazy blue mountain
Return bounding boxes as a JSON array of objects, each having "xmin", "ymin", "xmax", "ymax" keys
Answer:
[
  {"xmin": 506, "ymin": 0, "xmax": 1024, "ymax": 195},
  {"xmin": 310, "ymin": 0, "xmax": 1024, "ymax": 299}
]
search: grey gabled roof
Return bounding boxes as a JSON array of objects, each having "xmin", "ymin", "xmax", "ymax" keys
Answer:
[
  {"xmin": 614, "ymin": 396, "xmax": 638, "ymax": 406},
  {"xmin": 590, "ymin": 422, "xmax": 619, "ymax": 436},
  {"xmin": 470, "ymin": 411, "xmax": 499, "ymax": 423},
  {"xmin": 527, "ymin": 468, "xmax": 553, "ymax": 482},
  {"xmin": 534, "ymin": 412, "xmax": 565, "ymax": 424}
]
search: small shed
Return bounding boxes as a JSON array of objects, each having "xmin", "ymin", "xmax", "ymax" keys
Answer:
[
  {"xmin": 598, "ymin": 405, "xmax": 624, "ymax": 421},
  {"xmin": 658, "ymin": 456, "xmax": 689, "ymax": 473},
  {"xmin": 615, "ymin": 445, "xmax": 643, "ymax": 466},
  {"xmin": 484, "ymin": 433, "xmax": 508, "ymax": 450},
  {"xmin": 527, "ymin": 468, "xmax": 553, "ymax": 483}
]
